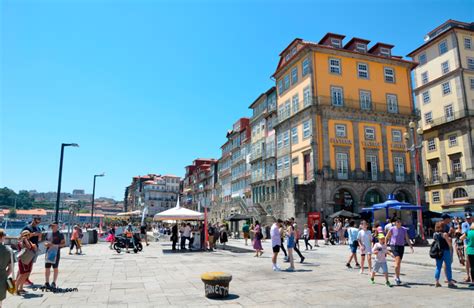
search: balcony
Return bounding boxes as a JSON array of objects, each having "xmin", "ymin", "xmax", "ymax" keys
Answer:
[
  {"xmin": 315, "ymin": 96, "xmax": 415, "ymax": 116},
  {"xmin": 425, "ymin": 176, "xmax": 442, "ymax": 185},
  {"xmin": 424, "ymin": 109, "xmax": 474, "ymax": 130},
  {"xmin": 447, "ymin": 172, "xmax": 466, "ymax": 182},
  {"xmin": 250, "ymin": 151, "xmax": 263, "ymax": 162}
]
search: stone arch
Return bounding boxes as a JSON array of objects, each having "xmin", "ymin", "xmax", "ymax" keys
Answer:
[
  {"xmin": 453, "ymin": 187, "xmax": 468, "ymax": 199},
  {"xmin": 362, "ymin": 186, "xmax": 386, "ymax": 207},
  {"xmin": 392, "ymin": 188, "xmax": 414, "ymax": 204},
  {"xmin": 331, "ymin": 185, "xmax": 359, "ymax": 213}
]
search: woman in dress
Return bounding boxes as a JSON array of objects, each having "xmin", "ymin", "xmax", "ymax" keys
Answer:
[
  {"xmin": 0, "ymin": 229, "xmax": 12, "ymax": 307},
  {"xmin": 252, "ymin": 221, "xmax": 263, "ymax": 257},
  {"xmin": 16, "ymin": 230, "xmax": 37, "ymax": 295},
  {"xmin": 286, "ymin": 221, "xmax": 295, "ymax": 271}
]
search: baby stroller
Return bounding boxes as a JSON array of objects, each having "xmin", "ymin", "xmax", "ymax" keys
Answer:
[{"xmin": 113, "ymin": 233, "xmax": 143, "ymax": 253}]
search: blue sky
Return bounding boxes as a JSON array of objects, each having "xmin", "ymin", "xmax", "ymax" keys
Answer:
[{"xmin": 1, "ymin": 0, "xmax": 472, "ymax": 199}]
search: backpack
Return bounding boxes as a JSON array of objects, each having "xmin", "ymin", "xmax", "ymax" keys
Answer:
[{"xmin": 429, "ymin": 233, "xmax": 443, "ymax": 259}]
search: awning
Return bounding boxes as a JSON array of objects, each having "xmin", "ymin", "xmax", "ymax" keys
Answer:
[
  {"xmin": 117, "ymin": 210, "xmax": 142, "ymax": 216},
  {"xmin": 153, "ymin": 199, "xmax": 204, "ymax": 221},
  {"xmin": 329, "ymin": 210, "xmax": 360, "ymax": 219}
]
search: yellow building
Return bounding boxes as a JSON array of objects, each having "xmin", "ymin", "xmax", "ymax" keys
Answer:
[
  {"xmin": 271, "ymin": 33, "xmax": 418, "ymax": 219},
  {"xmin": 408, "ymin": 20, "xmax": 474, "ymax": 212}
]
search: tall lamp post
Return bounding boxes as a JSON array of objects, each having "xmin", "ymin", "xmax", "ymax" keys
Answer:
[
  {"xmin": 404, "ymin": 121, "xmax": 425, "ymax": 241},
  {"xmin": 55, "ymin": 143, "xmax": 79, "ymax": 223},
  {"xmin": 91, "ymin": 173, "xmax": 105, "ymax": 226}
]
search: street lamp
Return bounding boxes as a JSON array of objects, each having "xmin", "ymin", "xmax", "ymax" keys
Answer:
[
  {"xmin": 55, "ymin": 143, "xmax": 79, "ymax": 223},
  {"xmin": 404, "ymin": 121, "xmax": 425, "ymax": 241},
  {"xmin": 91, "ymin": 173, "xmax": 105, "ymax": 226}
]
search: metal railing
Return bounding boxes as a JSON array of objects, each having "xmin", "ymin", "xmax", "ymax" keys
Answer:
[
  {"xmin": 425, "ymin": 177, "xmax": 442, "ymax": 185},
  {"xmin": 424, "ymin": 109, "xmax": 474, "ymax": 129},
  {"xmin": 448, "ymin": 172, "xmax": 466, "ymax": 182},
  {"xmin": 315, "ymin": 96, "xmax": 415, "ymax": 115}
]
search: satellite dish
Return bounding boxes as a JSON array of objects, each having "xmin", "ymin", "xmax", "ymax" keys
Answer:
[{"xmin": 423, "ymin": 35, "xmax": 430, "ymax": 42}]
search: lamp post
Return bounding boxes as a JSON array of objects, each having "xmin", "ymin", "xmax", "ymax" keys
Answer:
[
  {"xmin": 404, "ymin": 122, "xmax": 425, "ymax": 241},
  {"xmin": 55, "ymin": 143, "xmax": 79, "ymax": 223},
  {"xmin": 91, "ymin": 173, "xmax": 105, "ymax": 226}
]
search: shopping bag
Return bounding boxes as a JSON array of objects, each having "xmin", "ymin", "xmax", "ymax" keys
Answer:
[
  {"xmin": 7, "ymin": 247, "xmax": 16, "ymax": 294},
  {"xmin": 45, "ymin": 246, "xmax": 58, "ymax": 264}
]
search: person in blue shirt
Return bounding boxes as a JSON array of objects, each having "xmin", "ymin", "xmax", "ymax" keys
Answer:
[
  {"xmin": 461, "ymin": 213, "xmax": 472, "ymax": 283},
  {"xmin": 345, "ymin": 221, "xmax": 360, "ymax": 269}
]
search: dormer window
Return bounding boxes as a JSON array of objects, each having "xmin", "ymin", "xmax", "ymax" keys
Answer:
[
  {"xmin": 291, "ymin": 47, "xmax": 297, "ymax": 56},
  {"xmin": 356, "ymin": 43, "xmax": 367, "ymax": 53},
  {"xmin": 380, "ymin": 47, "xmax": 391, "ymax": 57},
  {"xmin": 331, "ymin": 38, "xmax": 341, "ymax": 48},
  {"xmin": 285, "ymin": 53, "xmax": 291, "ymax": 61}
]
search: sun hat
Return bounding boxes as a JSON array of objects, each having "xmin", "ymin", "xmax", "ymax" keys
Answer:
[
  {"xmin": 377, "ymin": 233, "xmax": 385, "ymax": 239},
  {"xmin": 20, "ymin": 230, "xmax": 31, "ymax": 237}
]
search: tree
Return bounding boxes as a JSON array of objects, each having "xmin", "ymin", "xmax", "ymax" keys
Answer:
[
  {"xmin": 16, "ymin": 190, "xmax": 33, "ymax": 209},
  {"xmin": 7, "ymin": 208, "xmax": 17, "ymax": 219},
  {"xmin": 0, "ymin": 187, "xmax": 16, "ymax": 207}
]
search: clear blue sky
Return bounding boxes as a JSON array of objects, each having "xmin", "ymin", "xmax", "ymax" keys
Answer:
[{"xmin": 1, "ymin": 0, "xmax": 472, "ymax": 199}]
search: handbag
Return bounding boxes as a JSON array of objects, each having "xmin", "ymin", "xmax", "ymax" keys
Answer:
[
  {"xmin": 17, "ymin": 246, "xmax": 35, "ymax": 264},
  {"xmin": 7, "ymin": 247, "xmax": 16, "ymax": 294}
]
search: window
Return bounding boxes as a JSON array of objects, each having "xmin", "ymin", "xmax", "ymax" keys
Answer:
[
  {"xmin": 277, "ymin": 133, "xmax": 283, "ymax": 149},
  {"xmin": 335, "ymin": 124, "xmax": 347, "ymax": 138},
  {"xmin": 380, "ymin": 47, "xmax": 391, "ymax": 57},
  {"xmin": 387, "ymin": 94, "xmax": 398, "ymax": 113},
  {"xmin": 277, "ymin": 80, "xmax": 283, "ymax": 95},
  {"xmin": 441, "ymin": 82, "xmax": 451, "ymax": 95},
  {"xmin": 291, "ymin": 67, "xmax": 298, "ymax": 85},
  {"xmin": 283, "ymin": 130, "xmax": 289, "ymax": 147},
  {"xmin": 427, "ymin": 138, "xmax": 436, "ymax": 151},
  {"xmin": 471, "ymin": 78, "xmax": 474, "ymax": 89},
  {"xmin": 438, "ymin": 40, "xmax": 448, "ymax": 55},
  {"xmin": 336, "ymin": 153, "xmax": 349, "ymax": 179},
  {"xmin": 364, "ymin": 127, "xmax": 375, "ymax": 140},
  {"xmin": 331, "ymin": 86, "xmax": 344, "ymax": 106},
  {"xmin": 421, "ymin": 71, "xmax": 429, "ymax": 84},
  {"xmin": 356, "ymin": 43, "xmax": 366, "ymax": 52},
  {"xmin": 292, "ymin": 94, "xmax": 299, "ymax": 114},
  {"xmin": 392, "ymin": 130, "xmax": 402, "ymax": 142},
  {"xmin": 432, "ymin": 191, "xmax": 440, "ymax": 203},
  {"xmin": 430, "ymin": 162, "xmax": 439, "ymax": 182},
  {"xmin": 441, "ymin": 61, "xmax": 450, "ymax": 74},
  {"xmin": 357, "ymin": 63, "xmax": 369, "ymax": 79},
  {"xmin": 303, "ymin": 120, "xmax": 311, "ymax": 139},
  {"xmin": 302, "ymin": 58, "xmax": 310, "ymax": 76},
  {"xmin": 303, "ymin": 86, "xmax": 312, "ymax": 107},
  {"xmin": 465, "ymin": 37, "xmax": 472, "ymax": 49},
  {"xmin": 330, "ymin": 38, "xmax": 341, "ymax": 48},
  {"xmin": 366, "ymin": 155, "xmax": 378, "ymax": 180},
  {"xmin": 468, "ymin": 58, "xmax": 474, "ymax": 70},
  {"xmin": 359, "ymin": 90, "xmax": 371, "ymax": 110},
  {"xmin": 451, "ymin": 158, "xmax": 462, "ymax": 177},
  {"xmin": 329, "ymin": 58, "xmax": 341, "ymax": 74},
  {"xmin": 291, "ymin": 47, "xmax": 297, "ymax": 55},
  {"xmin": 283, "ymin": 155, "xmax": 290, "ymax": 169},
  {"xmin": 285, "ymin": 53, "xmax": 291, "ymax": 61},
  {"xmin": 418, "ymin": 53, "xmax": 427, "ymax": 65},
  {"xmin": 444, "ymin": 104, "xmax": 454, "ymax": 121},
  {"xmin": 291, "ymin": 127, "xmax": 298, "ymax": 144},
  {"xmin": 283, "ymin": 75, "xmax": 290, "ymax": 91},
  {"xmin": 284, "ymin": 100, "xmax": 291, "ymax": 118},
  {"xmin": 448, "ymin": 134, "xmax": 457, "ymax": 147},
  {"xmin": 277, "ymin": 158, "xmax": 283, "ymax": 171},
  {"xmin": 424, "ymin": 111, "xmax": 433, "ymax": 125},
  {"xmin": 384, "ymin": 67, "xmax": 395, "ymax": 83},
  {"xmin": 453, "ymin": 188, "xmax": 468, "ymax": 199},
  {"xmin": 422, "ymin": 91, "xmax": 430, "ymax": 104}
]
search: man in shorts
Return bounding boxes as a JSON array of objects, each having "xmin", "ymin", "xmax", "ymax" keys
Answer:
[
  {"xmin": 44, "ymin": 222, "xmax": 65, "ymax": 289},
  {"xmin": 140, "ymin": 223, "xmax": 149, "ymax": 246},
  {"xmin": 270, "ymin": 219, "xmax": 283, "ymax": 271}
]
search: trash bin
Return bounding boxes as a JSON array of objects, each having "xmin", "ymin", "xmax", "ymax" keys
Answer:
[
  {"xmin": 200, "ymin": 272, "xmax": 232, "ymax": 299},
  {"xmin": 92, "ymin": 230, "xmax": 98, "ymax": 244}
]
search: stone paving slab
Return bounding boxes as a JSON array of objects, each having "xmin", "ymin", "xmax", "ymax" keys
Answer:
[{"xmin": 2, "ymin": 240, "xmax": 473, "ymax": 307}]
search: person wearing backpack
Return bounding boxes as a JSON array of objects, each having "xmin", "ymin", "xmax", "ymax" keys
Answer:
[{"xmin": 433, "ymin": 221, "xmax": 457, "ymax": 288}]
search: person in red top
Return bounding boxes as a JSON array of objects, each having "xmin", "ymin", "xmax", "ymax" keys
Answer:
[
  {"xmin": 69, "ymin": 225, "xmax": 80, "ymax": 255},
  {"xmin": 16, "ymin": 230, "xmax": 37, "ymax": 295}
]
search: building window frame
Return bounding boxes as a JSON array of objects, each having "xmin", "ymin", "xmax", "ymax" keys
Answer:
[
  {"xmin": 467, "ymin": 57, "xmax": 474, "ymax": 70},
  {"xmin": 421, "ymin": 71, "xmax": 429, "ymax": 84},
  {"xmin": 291, "ymin": 67, "xmax": 298, "ymax": 85},
  {"xmin": 359, "ymin": 90, "xmax": 372, "ymax": 110},
  {"xmin": 303, "ymin": 120, "xmax": 311, "ymax": 139},
  {"xmin": 329, "ymin": 58, "xmax": 341, "ymax": 75},
  {"xmin": 427, "ymin": 138, "xmax": 436, "ymax": 152},
  {"xmin": 441, "ymin": 61, "xmax": 450, "ymax": 74},
  {"xmin": 357, "ymin": 62, "xmax": 369, "ymax": 79},
  {"xmin": 444, "ymin": 104, "xmax": 454, "ymax": 121},
  {"xmin": 384, "ymin": 67, "xmax": 395, "ymax": 83},
  {"xmin": 335, "ymin": 124, "xmax": 347, "ymax": 138},
  {"xmin": 448, "ymin": 134, "xmax": 457, "ymax": 147},
  {"xmin": 422, "ymin": 90, "xmax": 431, "ymax": 104},
  {"xmin": 303, "ymin": 86, "xmax": 312, "ymax": 107},
  {"xmin": 336, "ymin": 152, "xmax": 349, "ymax": 180},
  {"xmin": 438, "ymin": 40, "xmax": 448, "ymax": 55},
  {"xmin": 424, "ymin": 111, "xmax": 433, "ymax": 125},
  {"xmin": 330, "ymin": 38, "xmax": 341, "ymax": 48},
  {"xmin": 441, "ymin": 81, "xmax": 451, "ymax": 96},
  {"xmin": 364, "ymin": 126, "xmax": 375, "ymax": 140},
  {"xmin": 291, "ymin": 127, "xmax": 298, "ymax": 145},
  {"xmin": 386, "ymin": 93, "xmax": 398, "ymax": 113},
  {"xmin": 464, "ymin": 37, "xmax": 472, "ymax": 50},
  {"xmin": 356, "ymin": 43, "xmax": 367, "ymax": 53},
  {"xmin": 283, "ymin": 74, "xmax": 290, "ymax": 91},
  {"xmin": 302, "ymin": 58, "xmax": 310, "ymax": 76},
  {"xmin": 432, "ymin": 191, "xmax": 441, "ymax": 203},
  {"xmin": 418, "ymin": 53, "xmax": 427, "ymax": 65},
  {"xmin": 392, "ymin": 129, "xmax": 402, "ymax": 142},
  {"xmin": 292, "ymin": 94, "xmax": 299, "ymax": 114},
  {"xmin": 331, "ymin": 86, "xmax": 344, "ymax": 106}
]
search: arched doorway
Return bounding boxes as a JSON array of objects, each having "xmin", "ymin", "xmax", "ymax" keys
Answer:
[
  {"xmin": 395, "ymin": 190, "xmax": 412, "ymax": 203},
  {"xmin": 364, "ymin": 189, "xmax": 384, "ymax": 207},
  {"xmin": 334, "ymin": 188, "xmax": 356, "ymax": 212}
]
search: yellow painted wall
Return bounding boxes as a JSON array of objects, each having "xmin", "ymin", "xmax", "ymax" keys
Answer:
[
  {"xmin": 328, "ymin": 120, "xmax": 355, "ymax": 170},
  {"xmin": 386, "ymin": 126, "xmax": 411, "ymax": 173},
  {"xmin": 313, "ymin": 52, "xmax": 413, "ymax": 111}
]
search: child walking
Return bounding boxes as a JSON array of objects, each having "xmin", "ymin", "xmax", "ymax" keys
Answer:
[{"xmin": 370, "ymin": 234, "xmax": 392, "ymax": 287}]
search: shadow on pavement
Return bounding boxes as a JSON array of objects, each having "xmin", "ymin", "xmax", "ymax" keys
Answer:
[
  {"xmin": 21, "ymin": 293, "xmax": 44, "ymax": 299},
  {"xmin": 207, "ymin": 294, "xmax": 240, "ymax": 301}
]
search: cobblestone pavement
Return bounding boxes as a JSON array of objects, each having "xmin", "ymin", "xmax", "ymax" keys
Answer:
[{"xmin": 3, "ymin": 239, "xmax": 473, "ymax": 307}]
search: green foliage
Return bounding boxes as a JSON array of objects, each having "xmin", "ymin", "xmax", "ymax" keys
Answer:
[
  {"xmin": 0, "ymin": 187, "xmax": 16, "ymax": 207},
  {"xmin": 0, "ymin": 188, "xmax": 33, "ymax": 209},
  {"xmin": 78, "ymin": 209, "xmax": 90, "ymax": 214}
]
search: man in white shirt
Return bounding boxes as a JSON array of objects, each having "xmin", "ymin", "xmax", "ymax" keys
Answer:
[
  {"xmin": 183, "ymin": 223, "xmax": 192, "ymax": 249},
  {"xmin": 271, "ymin": 219, "xmax": 283, "ymax": 271}
]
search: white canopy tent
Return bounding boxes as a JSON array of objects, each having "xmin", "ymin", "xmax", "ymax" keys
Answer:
[
  {"xmin": 153, "ymin": 199, "xmax": 204, "ymax": 221},
  {"xmin": 117, "ymin": 210, "xmax": 142, "ymax": 217}
]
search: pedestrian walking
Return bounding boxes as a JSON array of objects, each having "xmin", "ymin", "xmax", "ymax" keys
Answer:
[
  {"xmin": 357, "ymin": 220, "xmax": 373, "ymax": 274},
  {"xmin": 286, "ymin": 221, "xmax": 296, "ymax": 271},
  {"xmin": 21, "ymin": 216, "xmax": 42, "ymax": 286},
  {"xmin": 0, "ymin": 230, "xmax": 12, "ymax": 307},
  {"xmin": 68, "ymin": 225, "xmax": 80, "ymax": 255},
  {"xmin": 279, "ymin": 223, "xmax": 288, "ymax": 261},
  {"xmin": 433, "ymin": 222, "xmax": 457, "ymax": 288},
  {"xmin": 290, "ymin": 218, "xmax": 305, "ymax": 263},
  {"xmin": 252, "ymin": 221, "xmax": 263, "ymax": 257},
  {"xmin": 346, "ymin": 221, "xmax": 360, "ymax": 269},
  {"xmin": 106, "ymin": 225, "xmax": 116, "ymax": 250},
  {"xmin": 44, "ymin": 222, "xmax": 65, "ymax": 290},
  {"xmin": 16, "ymin": 230, "xmax": 37, "ymax": 295},
  {"xmin": 303, "ymin": 224, "xmax": 313, "ymax": 250},
  {"xmin": 461, "ymin": 213, "xmax": 472, "ymax": 283},
  {"xmin": 322, "ymin": 222, "xmax": 329, "ymax": 245},
  {"xmin": 242, "ymin": 221, "xmax": 250, "ymax": 246},
  {"xmin": 219, "ymin": 224, "xmax": 228, "ymax": 249},
  {"xmin": 270, "ymin": 219, "xmax": 283, "ymax": 271},
  {"xmin": 460, "ymin": 220, "xmax": 474, "ymax": 287},
  {"xmin": 207, "ymin": 224, "xmax": 215, "ymax": 251},
  {"xmin": 171, "ymin": 223, "xmax": 178, "ymax": 251},
  {"xmin": 140, "ymin": 223, "xmax": 149, "ymax": 246},
  {"xmin": 370, "ymin": 234, "xmax": 392, "ymax": 287},
  {"xmin": 385, "ymin": 217, "xmax": 414, "ymax": 285},
  {"xmin": 313, "ymin": 222, "xmax": 320, "ymax": 247}
]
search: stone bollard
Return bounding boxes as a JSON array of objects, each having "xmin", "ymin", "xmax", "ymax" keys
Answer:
[{"xmin": 200, "ymin": 272, "xmax": 232, "ymax": 299}]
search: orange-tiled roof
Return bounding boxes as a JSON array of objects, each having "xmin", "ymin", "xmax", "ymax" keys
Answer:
[{"xmin": 1, "ymin": 209, "xmax": 48, "ymax": 216}]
